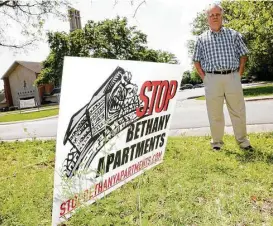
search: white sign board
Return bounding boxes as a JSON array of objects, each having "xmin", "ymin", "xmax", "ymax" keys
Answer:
[
  {"xmin": 17, "ymin": 89, "xmax": 39, "ymax": 109},
  {"xmin": 52, "ymin": 57, "xmax": 183, "ymax": 225}
]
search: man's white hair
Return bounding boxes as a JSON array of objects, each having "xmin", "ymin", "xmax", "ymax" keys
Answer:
[{"xmin": 206, "ymin": 3, "xmax": 224, "ymax": 16}]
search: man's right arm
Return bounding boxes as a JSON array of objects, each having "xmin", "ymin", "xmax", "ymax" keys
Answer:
[
  {"xmin": 192, "ymin": 37, "xmax": 205, "ymax": 80},
  {"xmin": 194, "ymin": 61, "xmax": 205, "ymax": 80}
]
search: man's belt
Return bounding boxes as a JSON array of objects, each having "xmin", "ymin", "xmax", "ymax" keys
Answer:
[{"xmin": 205, "ymin": 69, "xmax": 237, "ymax": 74}]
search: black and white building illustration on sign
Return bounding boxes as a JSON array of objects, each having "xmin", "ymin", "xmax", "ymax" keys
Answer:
[{"xmin": 63, "ymin": 67, "xmax": 143, "ymax": 178}]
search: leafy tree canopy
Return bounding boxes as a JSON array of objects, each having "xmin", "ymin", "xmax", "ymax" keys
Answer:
[{"xmin": 36, "ymin": 16, "xmax": 178, "ymax": 86}]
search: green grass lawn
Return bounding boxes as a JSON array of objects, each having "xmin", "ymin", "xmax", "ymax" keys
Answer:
[
  {"xmin": 0, "ymin": 108, "xmax": 59, "ymax": 123},
  {"xmin": 243, "ymin": 84, "xmax": 273, "ymax": 97},
  {"xmin": 0, "ymin": 133, "xmax": 273, "ymax": 225},
  {"xmin": 196, "ymin": 84, "xmax": 273, "ymax": 100}
]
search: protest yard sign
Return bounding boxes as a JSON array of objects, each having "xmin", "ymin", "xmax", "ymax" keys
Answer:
[{"xmin": 52, "ymin": 57, "xmax": 183, "ymax": 225}]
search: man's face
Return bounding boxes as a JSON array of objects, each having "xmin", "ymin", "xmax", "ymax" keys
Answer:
[{"xmin": 207, "ymin": 6, "xmax": 223, "ymax": 32}]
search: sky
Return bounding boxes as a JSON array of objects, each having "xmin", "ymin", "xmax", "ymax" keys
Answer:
[{"xmin": 0, "ymin": 0, "xmax": 215, "ymax": 90}]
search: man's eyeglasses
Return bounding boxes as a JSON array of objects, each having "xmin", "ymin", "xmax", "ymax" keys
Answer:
[{"xmin": 209, "ymin": 13, "xmax": 222, "ymax": 18}]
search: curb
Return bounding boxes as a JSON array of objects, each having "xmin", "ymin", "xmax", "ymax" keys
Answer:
[
  {"xmin": 0, "ymin": 136, "xmax": 56, "ymax": 142},
  {"xmin": 187, "ymin": 95, "xmax": 204, "ymax": 100},
  {"xmin": 245, "ymin": 97, "xmax": 273, "ymax": 102},
  {"xmin": 169, "ymin": 123, "xmax": 273, "ymax": 137},
  {"xmin": 0, "ymin": 115, "xmax": 58, "ymax": 125}
]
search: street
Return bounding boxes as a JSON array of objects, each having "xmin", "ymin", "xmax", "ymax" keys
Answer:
[
  {"xmin": 0, "ymin": 117, "xmax": 58, "ymax": 141},
  {"xmin": 171, "ymin": 97, "xmax": 273, "ymax": 129},
  {"xmin": 177, "ymin": 82, "xmax": 268, "ymax": 100},
  {"xmin": 0, "ymin": 89, "xmax": 272, "ymax": 140}
]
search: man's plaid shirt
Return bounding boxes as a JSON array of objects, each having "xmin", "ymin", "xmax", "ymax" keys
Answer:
[{"xmin": 192, "ymin": 27, "xmax": 249, "ymax": 72}]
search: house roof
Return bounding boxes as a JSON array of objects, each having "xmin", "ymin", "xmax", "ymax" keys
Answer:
[{"xmin": 1, "ymin": 61, "xmax": 43, "ymax": 79}]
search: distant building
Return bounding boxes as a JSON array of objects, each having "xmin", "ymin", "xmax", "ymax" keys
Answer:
[
  {"xmin": 68, "ymin": 8, "xmax": 82, "ymax": 32},
  {"xmin": 1, "ymin": 61, "xmax": 54, "ymax": 108},
  {"xmin": 0, "ymin": 10, "xmax": 83, "ymax": 109}
]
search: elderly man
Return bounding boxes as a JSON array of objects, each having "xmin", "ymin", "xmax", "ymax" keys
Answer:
[{"xmin": 192, "ymin": 4, "xmax": 252, "ymax": 151}]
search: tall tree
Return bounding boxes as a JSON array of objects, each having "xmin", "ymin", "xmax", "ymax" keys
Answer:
[
  {"xmin": 221, "ymin": 0, "xmax": 273, "ymax": 80},
  {"xmin": 181, "ymin": 70, "xmax": 191, "ymax": 85},
  {"xmin": 189, "ymin": 1, "xmax": 273, "ymax": 80},
  {"xmin": 0, "ymin": 0, "xmax": 70, "ymax": 49},
  {"xmin": 36, "ymin": 17, "xmax": 178, "ymax": 86}
]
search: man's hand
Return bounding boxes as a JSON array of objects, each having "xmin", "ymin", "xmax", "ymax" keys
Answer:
[
  {"xmin": 239, "ymin": 66, "xmax": 245, "ymax": 76},
  {"xmin": 239, "ymin": 56, "xmax": 247, "ymax": 77}
]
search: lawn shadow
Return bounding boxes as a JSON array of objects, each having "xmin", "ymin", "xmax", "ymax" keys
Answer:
[{"xmin": 224, "ymin": 147, "xmax": 273, "ymax": 164}]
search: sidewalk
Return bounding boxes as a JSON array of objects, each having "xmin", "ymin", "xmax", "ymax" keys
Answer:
[{"xmin": 187, "ymin": 95, "xmax": 273, "ymax": 101}]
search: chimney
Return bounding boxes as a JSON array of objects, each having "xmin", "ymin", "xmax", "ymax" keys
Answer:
[{"xmin": 68, "ymin": 8, "xmax": 82, "ymax": 32}]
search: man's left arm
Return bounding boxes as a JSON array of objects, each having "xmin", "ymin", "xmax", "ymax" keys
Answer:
[
  {"xmin": 239, "ymin": 55, "xmax": 247, "ymax": 77},
  {"xmin": 235, "ymin": 32, "xmax": 249, "ymax": 77}
]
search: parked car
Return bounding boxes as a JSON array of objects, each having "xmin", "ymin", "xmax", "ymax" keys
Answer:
[
  {"xmin": 180, "ymin": 84, "xmax": 194, "ymax": 90},
  {"xmin": 194, "ymin": 84, "xmax": 204, "ymax": 88},
  {"xmin": 241, "ymin": 78, "xmax": 252, "ymax": 84},
  {"xmin": 50, "ymin": 87, "xmax": 61, "ymax": 95}
]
